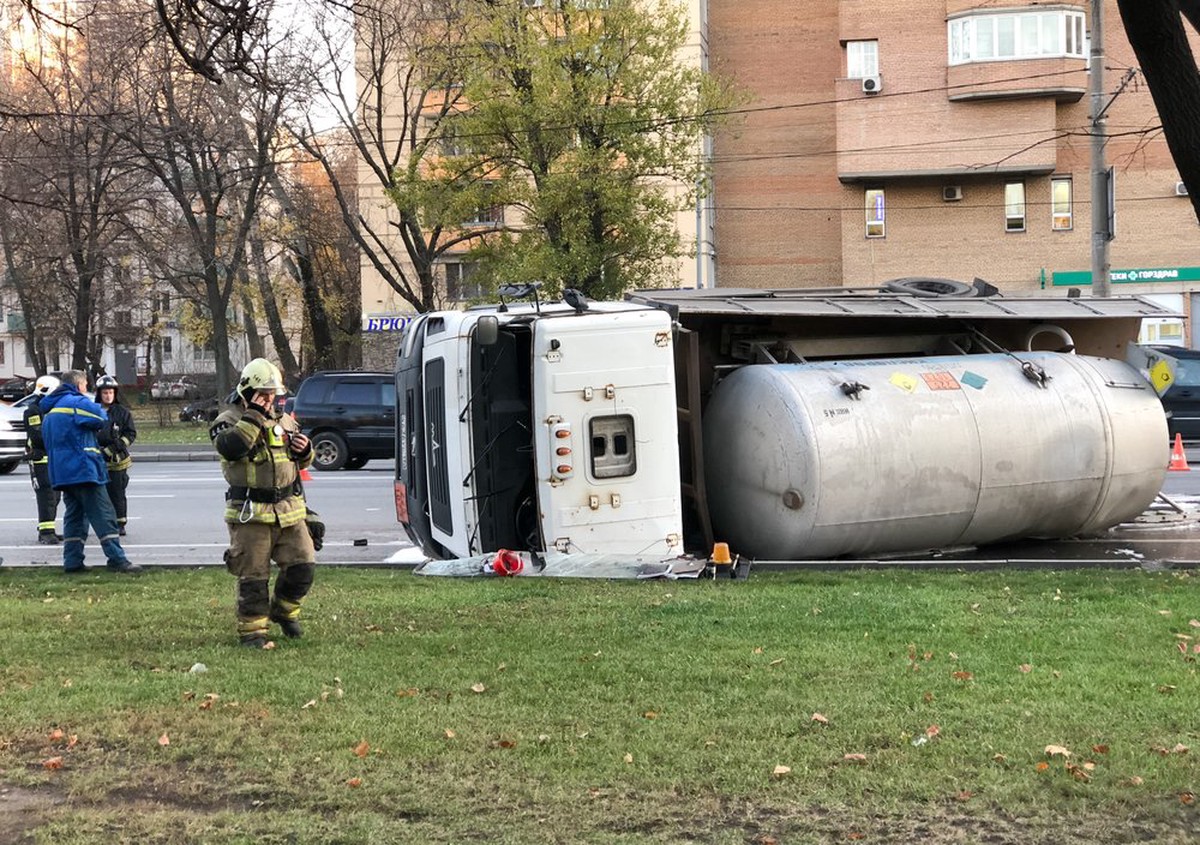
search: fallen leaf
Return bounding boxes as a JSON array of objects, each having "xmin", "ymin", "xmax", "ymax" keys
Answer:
[
  {"xmin": 538, "ymin": 734, "xmax": 550, "ymax": 743},
  {"xmin": 1044, "ymin": 744, "xmax": 1071, "ymax": 758},
  {"xmin": 955, "ymin": 790, "xmax": 973, "ymax": 801},
  {"xmin": 1018, "ymin": 664, "xmax": 1032, "ymax": 674},
  {"xmin": 353, "ymin": 740, "xmax": 369, "ymax": 758},
  {"xmin": 925, "ymin": 725, "xmax": 941, "ymax": 738},
  {"xmin": 1159, "ymin": 609, "xmax": 1173, "ymax": 616},
  {"xmin": 768, "ymin": 658, "xmax": 784, "ymax": 667},
  {"xmin": 66, "ymin": 735, "xmax": 77, "ymax": 749},
  {"xmin": 1178, "ymin": 642, "xmax": 1188, "ymax": 654},
  {"xmin": 1092, "ymin": 744, "xmax": 1109, "ymax": 754},
  {"xmin": 643, "ymin": 711, "xmax": 659, "ymax": 720},
  {"xmin": 262, "ymin": 641, "xmax": 276, "ymax": 650},
  {"xmin": 949, "ymin": 652, "xmax": 958, "ymax": 660},
  {"xmin": 1052, "ymin": 670, "xmax": 1062, "ymax": 679},
  {"xmin": 811, "ymin": 713, "xmax": 829, "ymax": 725},
  {"xmin": 1181, "ymin": 792, "xmax": 1195, "ymax": 805},
  {"xmin": 496, "ymin": 738, "xmax": 517, "ymax": 749},
  {"xmin": 1067, "ymin": 765, "xmax": 1090, "ymax": 782},
  {"xmin": 1159, "ymin": 685, "xmax": 1178, "ymax": 695},
  {"xmin": 444, "ymin": 729, "xmax": 456, "ymax": 739},
  {"xmin": 42, "ymin": 757, "xmax": 63, "ymax": 770},
  {"xmin": 952, "ymin": 670, "xmax": 973, "ymax": 681},
  {"xmin": 752, "ymin": 647, "xmax": 764, "ymax": 654},
  {"xmin": 843, "ymin": 753, "xmax": 867, "ymax": 764},
  {"xmin": 847, "ymin": 834, "xmax": 864, "ymax": 842},
  {"xmin": 1124, "ymin": 776, "xmax": 1144, "ymax": 786},
  {"xmin": 1174, "ymin": 634, "xmax": 1192, "ymax": 640},
  {"xmin": 993, "ymin": 753, "xmax": 1007, "ymax": 763},
  {"xmin": 1035, "ymin": 762, "xmax": 1050, "ymax": 772},
  {"xmin": 346, "ymin": 777, "xmax": 362, "ymax": 788},
  {"xmin": 771, "ymin": 764, "xmax": 791, "ymax": 777},
  {"xmin": 181, "ymin": 691, "xmax": 196, "ymax": 702},
  {"xmin": 623, "ymin": 753, "xmax": 633, "ymax": 764},
  {"xmin": 470, "ymin": 683, "xmax": 487, "ymax": 694},
  {"xmin": 48, "ymin": 729, "xmax": 64, "ymax": 742},
  {"xmin": 158, "ymin": 734, "xmax": 170, "ymax": 747},
  {"xmin": 923, "ymin": 691, "xmax": 934, "ymax": 703},
  {"xmin": 496, "ymin": 663, "xmax": 507, "ymax": 671},
  {"xmin": 395, "ymin": 687, "xmax": 420, "ymax": 698},
  {"xmin": 1173, "ymin": 743, "xmax": 1190, "ymax": 754},
  {"xmin": 301, "ymin": 700, "xmax": 317, "ymax": 709},
  {"xmin": 1194, "ymin": 644, "xmax": 1200, "ymax": 655},
  {"xmin": 1190, "ymin": 619, "xmax": 1200, "ymax": 628}
]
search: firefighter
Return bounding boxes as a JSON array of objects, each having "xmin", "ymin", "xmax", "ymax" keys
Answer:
[
  {"xmin": 209, "ymin": 358, "xmax": 316, "ymax": 648},
  {"xmin": 25, "ymin": 375, "xmax": 62, "ymax": 544},
  {"xmin": 94, "ymin": 375, "xmax": 137, "ymax": 536}
]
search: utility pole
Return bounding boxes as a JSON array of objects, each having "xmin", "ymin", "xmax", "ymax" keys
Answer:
[{"xmin": 1089, "ymin": 0, "xmax": 1111, "ymax": 296}]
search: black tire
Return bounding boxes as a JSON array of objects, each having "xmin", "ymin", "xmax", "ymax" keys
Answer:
[
  {"xmin": 883, "ymin": 277, "xmax": 975, "ymax": 298},
  {"xmin": 345, "ymin": 456, "xmax": 369, "ymax": 470},
  {"xmin": 0, "ymin": 460, "xmax": 19, "ymax": 475},
  {"xmin": 311, "ymin": 431, "xmax": 349, "ymax": 471}
]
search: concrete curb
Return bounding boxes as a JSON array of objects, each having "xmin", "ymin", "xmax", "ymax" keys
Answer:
[{"xmin": 133, "ymin": 452, "xmax": 220, "ymax": 462}]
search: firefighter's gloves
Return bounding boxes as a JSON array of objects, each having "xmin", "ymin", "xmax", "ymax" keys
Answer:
[{"xmin": 288, "ymin": 432, "xmax": 310, "ymax": 456}]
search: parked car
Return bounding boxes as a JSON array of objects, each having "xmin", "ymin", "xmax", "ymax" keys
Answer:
[
  {"xmin": 0, "ymin": 375, "xmax": 34, "ymax": 403},
  {"xmin": 1140, "ymin": 345, "xmax": 1200, "ymax": 442},
  {"xmin": 179, "ymin": 396, "xmax": 222, "ymax": 423},
  {"xmin": 0, "ymin": 400, "xmax": 25, "ymax": 473},
  {"xmin": 291, "ymin": 371, "xmax": 395, "ymax": 470},
  {"xmin": 169, "ymin": 377, "xmax": 201, "ymax": 399}
]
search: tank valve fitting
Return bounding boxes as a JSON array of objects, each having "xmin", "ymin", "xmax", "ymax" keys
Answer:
[
  {"xmin": 840, "ymin": 381, "xmax": 870, "ymax": 400},
  {"xmin": 782, "ymin": 489, "xmax": 805, "ymax": 510},
  {"xmin": 1021, "ymin": 361, "xmax": 1052, "ymax": 389}
]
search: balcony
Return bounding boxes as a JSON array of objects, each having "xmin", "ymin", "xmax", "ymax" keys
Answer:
[{"xmin": 948, "ymin": 56, "xmax": 1086, "ymax": 103}]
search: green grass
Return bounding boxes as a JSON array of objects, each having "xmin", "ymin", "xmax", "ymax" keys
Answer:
[
  {"xmin": 1, "ymin": 567, "xmax": 1198, "ymax": 843},
  {"xmin": 127, "ymin": 405, "xmax": 212, "ymax": 445}
]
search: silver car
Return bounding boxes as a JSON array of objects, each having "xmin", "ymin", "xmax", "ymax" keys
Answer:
[{"xmin": 0, "ymin": 396, "xmax": 26, "ymax": 474}]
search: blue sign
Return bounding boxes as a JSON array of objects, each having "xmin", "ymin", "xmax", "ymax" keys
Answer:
[{"xmin": 364, "ymin": 315, "xmax": 415, "ymax": 333}]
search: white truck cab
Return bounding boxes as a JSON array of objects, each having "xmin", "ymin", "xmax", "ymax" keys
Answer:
[{"xmin": 395, "ymin": 300, "xmax": 681, "ymax": 560}]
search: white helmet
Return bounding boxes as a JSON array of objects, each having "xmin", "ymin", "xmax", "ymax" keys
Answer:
[
  {"xmin": 34, "ymin": 375, "xmax": 60, "ymax": 395},
  {"xmin": 236, "ymin": 358, "xmax": 286, "ymax": 403}
]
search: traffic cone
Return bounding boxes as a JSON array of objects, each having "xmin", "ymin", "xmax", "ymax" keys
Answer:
[
  {"xmin": 1168, "ymin": 433, "xmax": 1191, "ymax": 471},
  {"xmin": 300, "ymin": 467, "xmax": 314, "ymax": 481}
]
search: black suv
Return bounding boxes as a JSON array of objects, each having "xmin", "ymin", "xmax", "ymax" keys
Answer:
[
  {"xmin": 1138, "ymin": 345, "xmax": 1200, "ymax": 441},
  {"xmin": 291, "ymin": 371, "xmax": 395, "ymax": 470}
]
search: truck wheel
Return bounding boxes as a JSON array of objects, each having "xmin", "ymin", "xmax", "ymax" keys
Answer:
[
  {"xmin": 312, "ymin": 432, "xmax": 349, "ymax": 471},
  {"xmin": 0, "ymin": 460, "xmax": 17, "ymax": 475},
  {"xmin": 345, "ymin": 456, "xmax": 368, "ymax": 470},
  {"xmin": 883, "ymin": 277, "xmax": 975, "ymax": 298}
]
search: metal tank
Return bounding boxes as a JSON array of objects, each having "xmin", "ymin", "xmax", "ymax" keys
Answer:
[{"xmin": 702, "ymin": 352, "xmax": 1167, "ymax": 559}]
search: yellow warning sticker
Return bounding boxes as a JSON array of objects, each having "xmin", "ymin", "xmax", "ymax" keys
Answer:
[
  {"xmin": 889, "ymin": 372, "xmax": 918, "ymax": 393},
  {"xmin": 1150, "ymin": 360, "xmax": 1174, "ymax": 394}
]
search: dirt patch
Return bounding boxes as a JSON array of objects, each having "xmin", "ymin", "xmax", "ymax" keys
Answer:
[{"xmin": 0, "ymin": 784, "xmax": 65, "ymax": 845}]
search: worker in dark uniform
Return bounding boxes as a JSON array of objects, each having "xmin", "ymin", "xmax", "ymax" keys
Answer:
[
  {"xmin": 209, "ymin": 358, "xmax": 316, "ymax": 648},
  {"xmin": 94, "ymin": 375, "xmax": 137, "ymax": 536},
  {"xmin": 25, "ymin": 375, "xmax": 62, "ymax": 544}
]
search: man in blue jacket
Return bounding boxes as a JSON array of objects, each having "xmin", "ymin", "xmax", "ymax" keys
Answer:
[{"xmin": 40, "ymin": 370, "xmax": 141, "ymax": 575}]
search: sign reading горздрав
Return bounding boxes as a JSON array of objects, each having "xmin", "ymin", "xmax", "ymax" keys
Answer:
[
  {"xmin": 1052, "ymin": 266, "xmax": 1200, "ymax": 285},
  {"xmin": 363, "ymin": 315, "xmax": 416, "ymax": 332}
]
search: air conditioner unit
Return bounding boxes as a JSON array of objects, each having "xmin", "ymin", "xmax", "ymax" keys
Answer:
[
  {"xmin": 942, "ymin": 185, "xmax": 963, "ymax": 202},
  {"xmin": 861, "ymin": 75, "xmax": 882, "ymax": 94},
  {"xmin": 1175, "ymin": 181, "xmax": 1189, "ymax": 197}
]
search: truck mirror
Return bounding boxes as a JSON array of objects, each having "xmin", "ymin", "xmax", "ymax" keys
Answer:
[{"xmin": 476, "ymin": 316, "xmax": 499, "ymax": 347}]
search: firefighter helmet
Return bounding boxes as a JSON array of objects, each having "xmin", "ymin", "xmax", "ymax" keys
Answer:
[
  {"xmin": 236, "ymin": 358, "xmax": 286, "ymax": 404},
  {"xmin": 95, "ymin": 374, "xmax": 119, "ymax": 395},
  {"xmin": 33, "ymin": 375, "xmax": 60, "ymax": 396}
]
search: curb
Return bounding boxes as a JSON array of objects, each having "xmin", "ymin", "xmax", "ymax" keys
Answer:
[{"xmin": 133, "ymin": 452, "xmax": 220, "ymax": 462}]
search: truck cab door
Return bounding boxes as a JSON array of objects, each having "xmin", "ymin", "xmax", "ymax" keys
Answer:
[{"xmin": 531, "ymin": 309, "xmax": 683, "ymax": 556}]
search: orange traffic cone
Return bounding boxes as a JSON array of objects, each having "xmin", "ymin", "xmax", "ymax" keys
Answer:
[
  {"xmin": 1168, "ymin": 433, "xmax": 1191, "ymax": 471},
  {"xmin": 300, "ymin": 467, "xmax": 314, "ymax": 481}
]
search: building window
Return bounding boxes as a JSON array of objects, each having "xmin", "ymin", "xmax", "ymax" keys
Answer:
[
  {"xmin": 1005, "ymin": 181, "xmax": 1026, "ymax": 232},
  {"xmin": 1051, "ymin": 177, "xmax": 1073, "ymax": 231},
  {"xmin": 444, "ymin": 261, "xmax": 484, "ymax": 301},
  {"xmin": 154, "ymin": 292, "xmax": 170, "ymax": 313},
  {"xmin": 846, "ymin": 40, "xmax": 879, "ymax": 79},
  {"xmin": 155, "ymin": 337, "xmax": 173, "ymax": 361},
  {"xmin": 0, "ymin": 341, "xmax": 4, "ymax": 365},
  {"xmin": 865, "ymin": 187, "xmax": 885, "ymax": 238},
  {"xmin": 193, "ymin": 339, "xmax": 216, "ymax": 362},
  {"xmin": 948, "ymin": 10, "xmax": 1086, "ymax": 65},
  {"xmin": 113, "ymin": 310, "xmax": 132, "ymax": 327},
  {"xmin": 590, "ymin": 414, "xmax": 636, "ymax": 479}
]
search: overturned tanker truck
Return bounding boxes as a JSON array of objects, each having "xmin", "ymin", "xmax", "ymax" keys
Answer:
[{"xmin": 394, "ymin": 280, "xmax": 1176, "ymax": 568}]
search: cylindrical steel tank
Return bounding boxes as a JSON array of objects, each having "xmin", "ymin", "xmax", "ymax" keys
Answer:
[{"xmin": 702, "ymin": 353, "xmax": 1167, "ymax": 559}]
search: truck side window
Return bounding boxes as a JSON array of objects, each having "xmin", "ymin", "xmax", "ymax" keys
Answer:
[{"xmin": 590, "ymin": 415, "xmax": 636, "ymax": 479}]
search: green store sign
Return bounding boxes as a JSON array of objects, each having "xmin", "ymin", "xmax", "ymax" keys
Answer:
[{"xmin": 1052, "ymin": 266, "xmax": 1200, "ymax": 285}]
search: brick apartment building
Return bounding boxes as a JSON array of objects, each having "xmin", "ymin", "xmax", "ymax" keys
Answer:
[
  {"xmin": 359, "ymin": 0, "xmax": 1197, "ymax": 357},
  {"xmin": 708, "ymin": 0, "xmax": 1197, "ymax": 342}
]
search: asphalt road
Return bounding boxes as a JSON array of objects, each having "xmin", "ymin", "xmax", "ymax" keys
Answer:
[{"xmin": 0, "ymin": 460, "xmax": 421, "ymax": 569}]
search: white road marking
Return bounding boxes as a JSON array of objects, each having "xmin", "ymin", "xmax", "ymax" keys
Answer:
[{"xmin": 127, "ymin": 495, "xmax": 176, "ymax": 498}]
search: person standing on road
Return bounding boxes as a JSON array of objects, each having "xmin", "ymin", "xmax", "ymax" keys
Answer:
[
  {"xmin": 24, "ymin": 375, "xmax": 63, "ymax": 545},
  {"xmin": 40, "ymin": 370, "xmax": 141, "ymax": 575},
  {"xmin": 209, "ymin": 358, "xmax": 316, "ymax": 648},
  {"xmin": 94, "ymin": 375, "xmax": 137, "ymax": 536}
]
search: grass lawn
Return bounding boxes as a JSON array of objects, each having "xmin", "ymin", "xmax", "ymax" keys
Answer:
[
  {"xmin": 128, "ymin": 405, "xmax": 212, "ymax": 446},
  {"xmin": 0, "ymin": 567, "xmax": 1197, "ymax": 844}
]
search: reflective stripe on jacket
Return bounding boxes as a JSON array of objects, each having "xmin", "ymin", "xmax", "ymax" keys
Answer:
[
  {"xmin": 210, "ymin": 406, "xmax": 312, "ymax": 526},
  {"xmin": 98, "ymin": 401, "xmax": 137, "ymax": 472},
  {"xmin": 40, "ymin": 385, "xmax": 109, "ymax": 488}
]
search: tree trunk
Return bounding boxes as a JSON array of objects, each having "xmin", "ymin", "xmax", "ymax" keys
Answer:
[
  {"xmin": 250, "ymin": 231, "xmax": 298, "ymax": 376},
  {"xmin": 1118, "ymin": 0, "xmax": 1200, "ymax": 220},
  {"xmin": 240, "ymin": 286, "xmax": 264, "ymax": 360}
]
